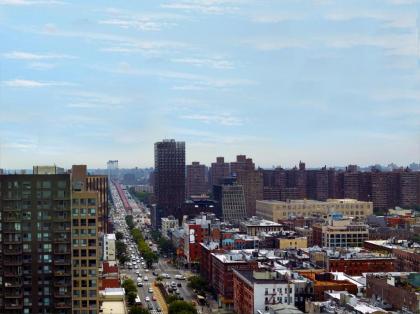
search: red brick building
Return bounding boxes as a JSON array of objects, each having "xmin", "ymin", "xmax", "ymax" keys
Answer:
[
  {"xmin": 366, "ymin": 273, "xmax": 420, "ymax": 313},
  {"xmin": 326, "ymin": 256, "xmax": 395, "ymax": 276},
  {"xmin": 211, "ymin": 251, "xmax": 259, "ymax": 308},
  {"xmin": 298, "ymin": 271, "xmax": 358, "ymax": 301}
]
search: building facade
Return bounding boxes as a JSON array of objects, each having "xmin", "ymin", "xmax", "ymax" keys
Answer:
[
  {"xmin": 256, "ymin": 199, "xmax": 373, "ymax": 222},
  {"xmin": 186, "ymin": 162, "xmax": 208, "ymax": 198},
  {"xmin": 153, "ymin": 139, "xmax": 185, "ymax": 228}
]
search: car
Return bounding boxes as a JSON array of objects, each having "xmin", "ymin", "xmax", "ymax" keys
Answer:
[
  {"xmin": 137, "ymin": 282, "xmax": 143, "ymax": 287},
  {"xmin": 177, "ymin": 283, "xmax": 182, "ymax": 287},
  {"xmin": 171, "ymin": 282, "xmax": 176, "ymax": 287},
  {"xmin": 145, "ymin": 296, "xmax": 150, "ymax": 302},
  {"xmin": 134, "ymin": 265, "xmax": 139, "ymax": 269},
  {"xmin": 145, "ymin": 269, "xmax": 149, "ymax": 273},
  {"xmin": 148, "ymin": 304, "xmax": 153, "ymax": 310},
  {"xmin": 152, "ymin": 271, "xmax": 158, "ymax": 276},
  {"xmin": 144, "ymin": 276, "xmax": 149, "ymax": 281},
  {"xmin": 156, "ymin": 306, "xmax": 161, "ymax": 312},
  {"xmin": 135, "ymin": 270, "xmax": 140, "ymax": 274},
  {"xmin": 137, "ymin": 273, "xmax": 142, "ymax": 278},
  {"xmin": 148, "ymin": 288, "xmax": 153, "ymax": 293},
  {"xmin": 152, "ymin": 296, "xmax": 157, "ymax": 301},
  {"xmin": 174, "ymin": 274, "xmax": 182, "ymax": 280}
]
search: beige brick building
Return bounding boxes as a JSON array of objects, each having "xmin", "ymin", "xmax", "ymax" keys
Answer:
[{"xmin": 256, "ymin": 199, "xmax": 373, "ymax": 223}]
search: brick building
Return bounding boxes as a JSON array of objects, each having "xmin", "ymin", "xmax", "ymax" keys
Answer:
[
  {"xmin": 326, "ymin": 255, "xmax": 395, "ymax": 276},
  {"xmin": 366, "ymin": 273, "xmax": 420, "ymax": 313},
  {"xmin": 186, "ymin": 161, "xmax": 208, "ymax": 198},
  {"xmin": 209, "ymin": 157, "xmax": 230, "ymax": 186}
]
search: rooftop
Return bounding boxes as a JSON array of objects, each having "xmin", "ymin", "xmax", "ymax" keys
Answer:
[
  {"xmin": 258, "ymin": 199, "xmax": 371, "ymax": 205},
  {"xmin": 241, "ymin": 216, "xmax": 282, "ymax": 227}
]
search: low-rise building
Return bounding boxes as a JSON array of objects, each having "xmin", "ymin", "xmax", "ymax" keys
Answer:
[
  {"xmin": 364, "ymin": 239, "xmax": 420, "ymax": 272},
  {"xmin": 366, "ymin": 272, "xmax": 420, "ymax": 313},
  {"xmin": 298, "ymin": 271, "xmax": 358, "ymax": 301},
  {"xmin": 278, "ymin": 236, "xmax": 308, "ymax": 250},
  {"xmin": 99, "ymin": 288, "xmax": 127, "ymax": 314},
  {"xmin": 161, "ymin": 215, "xmax": 178, "ymax": 238},
  {"xmin": 256, "ymin": 199, "xmax": 373, "ymax": 222},
  {"xmin": 103, "ymin": 234, "xmax": 116, "ymax": 262},
  {"xmin": 240, "ymin": 216, "xmax": 283, "ymax": 236},
  {"xmin": 233, "ymin": 270, "xmax": 295, "ymax": 314}
]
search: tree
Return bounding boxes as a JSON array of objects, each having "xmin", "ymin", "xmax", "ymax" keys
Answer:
[
  {"xmin": 166, "ymin": 294, "xmax": 180, "ymax": 304},
  {"xmin": 129, "ymin": 307, "xmax": 150, "ymax": 314},
  {"xmin": 122, "ymin": 279, "xmax": 137, "ymax": 295},
  {"xmin": 187, "ymin": 276, "xmax": 207, "ymax": 293},
  {"xmin": 126, "ymin": 215, "xmax": 135, "ymax": 229},
  {"xmin": 116, "ymin": 231, "xmax": 124, "ymax": 240},
  {"xmin": 168, "ymin": 300, "xmax": 197, "ymax": 314},
  {"xmin": 127, "ymin": 291, "xmax": 138, "ymax": 305}
]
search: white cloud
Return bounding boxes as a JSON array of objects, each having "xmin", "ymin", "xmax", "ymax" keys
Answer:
[
  {"xmin": 171, "ymin": 56, "xmax": 234, "ymax": 69},
  {"xmin": 0, "ymin": 0, "xmax": 64, "ymax": 5},
  {"xmin": 161, "ymin": 0, "xmax": 247, "ymax": 14},
  {"xmin": 242, "ymin": 38, "xmax": 307, "ymax": 51},
  {"xmin": 2, "ymin": 51, "xmax": 75, "ymax": 60},
  {"xmin": 251, "ymin": 13, "xmax": 303, "ymax": 24},
  {"xmin": 27, "ymin": 62, "xmax": 56, "ymax": 70},
  {"xmin": 65, "ymin": 91, "xmax": 128, "ymax": 109},
  {"xmin": 111, "ymin": 62, "xmax": 256, "ymax": 90},
  {"xmin": 181, "ymin": 113, "xmax": 243, "ymax": 126},
  {"xmin": 2, "ymin": 79, "xmax": 73, "ymax": 88}
]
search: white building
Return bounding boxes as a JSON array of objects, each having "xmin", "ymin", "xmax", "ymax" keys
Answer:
[
  {"xmin": 161, "ymin": 216, "xmax": 179, "ymax": 239},
  {"xmin": 103, "ymin": 234, "xmax": 116, "ymax": 261}
]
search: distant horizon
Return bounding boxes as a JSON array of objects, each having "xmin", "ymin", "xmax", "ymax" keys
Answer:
[{"xmin": 1, "ymin": 160, "xmax": 419, "ymax": 172}]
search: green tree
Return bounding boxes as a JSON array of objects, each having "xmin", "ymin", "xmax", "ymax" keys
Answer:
[
  {"xmin": 122, "ymin": 279, "xmax": 137, "ymax": 295},
  {"xmin": 129, "ymin": 307, "xmax": 150, "ymax": 314},
  {"xmin": 166, "ymin": 294, "xmax": 180, "ymax": 304},
  {"xmin": 127, "ymin": 291, "xmax": 138, "ymax": 305},
  {"xmin": 116, "ymin": 231, "xmax": 124, "ymax": 240},
  {"xmin": 168, "ymin": 300, "xmax": 197, "ymax": 314},
  {"xmin": 126, "ymin": 215, "xmax": 135, "ymax": 229},
  {"xmin": 187, "ymin": 276, "xmax": 207, "ymax": 293}
]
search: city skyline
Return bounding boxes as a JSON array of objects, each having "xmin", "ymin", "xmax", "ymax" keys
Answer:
[{"xmin": 1, "ymin": 0, "xmax": 419, "ymax": 168}]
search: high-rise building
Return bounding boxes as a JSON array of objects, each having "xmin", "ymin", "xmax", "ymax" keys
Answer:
[
  {"xmin": 0, "ymin": 166, "xmax": 106, "ymax": 314},
  {"xmin": 213, "ymin": 178, "xmax": 247, "ymax": 224},
  {"xmin": 186, "ymin": 161, "xmax": 208, "ymax": 198},
  {"xmin": 399, "ymin": 170, "xmax": 419, "ymax": 208},
  {"xmin": 0, "ymin": 173, "xmax": 73, "ymax": 314},
  {"xmin": 230, "ymin": 155, "xmax": 263, "ymax": 217},
  {"xmin": 153, "ymin": 139, "xmax": 185, "ymax": 228},
  {"xmin": 209, "ymin": 157, "xmax": 230, "ymax": 186}
]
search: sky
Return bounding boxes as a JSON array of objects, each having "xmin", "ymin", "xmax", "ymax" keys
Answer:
[{"xmin": 0, "ymin": 0, "xmax": 419, "ymax": 169}]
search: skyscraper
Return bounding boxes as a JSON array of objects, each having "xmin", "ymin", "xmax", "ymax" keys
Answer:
[{"xmin": 153, "ymin": 139, "xmax": 185, "ymax": 228}]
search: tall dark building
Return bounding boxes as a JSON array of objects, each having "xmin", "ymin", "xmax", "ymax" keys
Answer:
[
  {"xmin": 153, "ymin": 139, "xmax": 185, "ymax": 228},
  {"xmin": 209, "ymin": 157, "xmax": 230, "ymax": 186},
  {"xmin": 0, "ymin": 174, "xmax": 73, "ymax": 314},
  {"xmin": 186, "ymin": 161, "xmax": 208, "ymax": 198}
]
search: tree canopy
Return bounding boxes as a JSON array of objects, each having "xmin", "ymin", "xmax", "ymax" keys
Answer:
[{"xmin": 168, "ymin": 300, "xmax": 197, "ymax": 314}]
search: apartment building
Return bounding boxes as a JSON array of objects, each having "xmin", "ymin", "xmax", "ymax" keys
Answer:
[
  {"xmin": 233, "ymin": 270, "xmax": 295, "ymax": 314},
  {"xmin": 0, "ymin": 174, "xmax": 73, "ymax": 314},
  {"xmin": 256, "ymin": 199, "xmax": 373, "ymax": 222},
  {"xmin": 312, "ymin": 216, "xmax": 369, "ymax": 248}
]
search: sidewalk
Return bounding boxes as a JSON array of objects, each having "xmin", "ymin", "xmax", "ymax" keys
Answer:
[{"xmin": 153, "ymin": 281, "xmax": 168, "ymax": 314}]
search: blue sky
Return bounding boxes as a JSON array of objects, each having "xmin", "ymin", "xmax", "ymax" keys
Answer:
[{"xmin": 0, "ymin": 0, "xmax": 419, "ymax": 169}]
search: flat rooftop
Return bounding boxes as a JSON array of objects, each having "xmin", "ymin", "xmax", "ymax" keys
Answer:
[{"xmin": 101, "ymin": 301, "xmax": 126, "ymax": 314}]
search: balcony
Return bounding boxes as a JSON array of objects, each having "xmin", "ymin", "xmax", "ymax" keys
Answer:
[
  {"xmin": 55, "ymin": 302, "xmax": 72, "ymax": 308},
  {"xmin": 54, "ymin": 280, "xmax": 71, "ymax": 287},
  {"xmin": 4, "ymin": 291, "xmax": 23, "ymax": 298},
  {"xmin": 54, "ymin": 270, "xmax": 71, "ymax": 277},
  {"xmin": 55, "ymin": 259, "xmax": 71, "ymax": 265},
  {"xmin": 4, "ymin": 279, "xmax": 23, "ymax": 287},
  {"xmin": 4, "ymin": 259, "xmax": 23, "ymax": 266},
  {"xmin": 3, "ymin": 214, "xmax": 22, "ymax": 222},
  {"xmin": 2, "ymin": 206, "xmax": 21, "ymax": 212},
  {"xmin": 54, "ymin": 249, "xmax": 70, "ymax": 255},
  {"xmin": 4, "ymin": 302, "xmax": 23, "ymax": 310},
  {"xmin": 4, "ymin": 248, "xmax": 23, "ymax": 255},
  {"xmin": 3, "ymin": 238, "xmax": 22, "ymax": 245},
  {"xmin": 54, "ymin": 292, "xmax": 71, "ymax": 298},
  {"xmin": 53, "ymin": 237, "xmax": 70, "ymax": 243},
  {"xmin": 4, "ymin": 271, "xmax": 21, "ymax": 277}
]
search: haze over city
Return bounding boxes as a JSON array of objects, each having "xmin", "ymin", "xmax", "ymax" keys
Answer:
[{"xmin": 1, "ymin": 0, "xmax": 419, "ymax": 168}]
